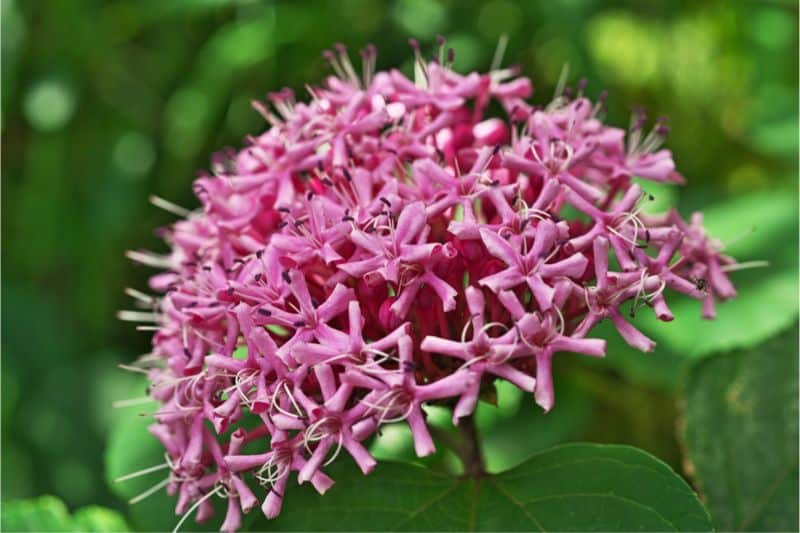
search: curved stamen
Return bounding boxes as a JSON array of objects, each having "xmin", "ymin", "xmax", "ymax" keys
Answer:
[
  {"xmin": 172, "ymin": 485, "xmax": 222, "ymax": 533},
  {"xmin": 255, "ymin": 452, "xmax": 292, "ymax": 488},
  {"xmin": 362, "ymin": 388, "xmax": 414, "ymax": 424},
  {"xmin": 269, "ymin": 380, "xmax": 304, "ymax": 419}
]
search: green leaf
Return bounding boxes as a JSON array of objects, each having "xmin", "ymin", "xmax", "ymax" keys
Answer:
[
  {"xmin": 1, "ymin": 496, "xmax": 72, "ymax": 532},
  {"xmin": 748, "ymin": 118, "xmax": 799, "ymax": 158},
  {"xmin": 698, "ymin": 189, "xmax": 798, "ymax": 261},
  {"xmin": 475, "ymin": 380, "xmax": 590, "ymax": 472},
  {"xmin": 0, "ymin": 496, "xmax": 129, "ymax": 532},
  {"xmin": 256, "ymin": 443, "xmax": 712, "ymax": 531},
  {"xmin": 579, "ymin": 320, "xmax": 687, "ymax": 389},
  {"xmin": 71, "ymin": 506, "xmax": 130, "ymax": 532},
  {"xmin": 682, "ymin": 326, "xmax": 799, "ymax": 531}
]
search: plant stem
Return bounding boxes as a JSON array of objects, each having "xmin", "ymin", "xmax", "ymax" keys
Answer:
[{"xmin": 458, "ymin": 414, "xmax": 485, "ymax": 477}]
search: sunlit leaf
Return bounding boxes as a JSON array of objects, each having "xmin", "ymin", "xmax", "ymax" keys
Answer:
[
  {"xmin": 72, "ymin": 506, "xmax": 130, "ymax": 532},
  {"xmin": 699, "ymin": 189, "xmax": 798, "ymax": 260},
  {"xmin": 627, "ymin": 189, "xmax": 800, "ymax": 359},
  {"xmin": 639, "ymin": 270, "xmax": 798, "ymax": 359},
  {"xmin": 0, "ymin": 496, "xmax": 129, "ymax": 532}
]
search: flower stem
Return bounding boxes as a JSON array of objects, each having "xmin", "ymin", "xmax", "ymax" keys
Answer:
[{"xmin": 458, "ymin": 414, "xmax": 485, "ymax": 477}]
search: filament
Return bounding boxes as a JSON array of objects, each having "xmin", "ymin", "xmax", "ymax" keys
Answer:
[
  {"xmin": 115, "ymin": 463, "xmax": 169, "ymax": 483},
  {"xmin": 129, "ymin": 477, "xmax": 170, "ymax": 505}
]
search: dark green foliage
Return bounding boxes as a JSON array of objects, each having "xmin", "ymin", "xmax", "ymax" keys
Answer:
[{"xmin": 684, "ymin": 326, "xmax": 799, "ymax": 531}]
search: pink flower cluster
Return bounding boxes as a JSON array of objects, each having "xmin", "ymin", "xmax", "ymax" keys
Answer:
[{"xmin": 123, "ymin": 42, "xmax": 737, "ymax": 531}]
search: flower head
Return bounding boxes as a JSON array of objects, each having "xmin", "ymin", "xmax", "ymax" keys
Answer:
[{"xmin": 120, "ymin": 39, "xmax": 741, "ymax": 531}]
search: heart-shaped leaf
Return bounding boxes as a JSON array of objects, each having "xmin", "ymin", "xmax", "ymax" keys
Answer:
[
  {"xmin": 683, "ymin": 326, "xmax": 799, "ymax": 531},
  {"xmin": 255, "ymin": 443, "xmax": 711, "ymax": 531}
]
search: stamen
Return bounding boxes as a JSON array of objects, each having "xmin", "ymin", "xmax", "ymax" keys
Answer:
[
  {"xmin": 125, "ymin": 287, "xmax": 155, "ymax": 304},
  {"xmin": 118, "ymin": 363, "xmax": 150, "ymax": 374},
  {"xmin": 592, "ymin": 90, "xmax": 608, "ymax": 119},
  {"xmin": 113, "ymin": 396, "xmax": 156, "ymax": 408},
  {"xmin": 269, "ymin": 381, "xmax": 304, "ymax": 419},
  {"xmin": 479, "ymin": 321, "xmax": 510, "ymax": 337},
  {"xmin": 359, "ymin": 347, "xmax": 401, "ymax": 373},
  {"xmin": 303, "ymin": 417, "xmax": 343, "ymax": 462},
  {"xmin": 323, "ymin": 433, "xmax": 345, "ymax": 466},
  {"xmin": 255, "ymin": 453, "xmax": 291, "ymax": 487},
  {"xmin": 409, "ymin": 38, "xmax": 429, "ymax": 88},
  {"xmin": 458, "ymin": 354, "xmax": 490, "ymax": 371},
  {"xmin": 125, "ymin": 250, "xmax": 173, "ymax": 269},
  {"xmin": 336, "ymin": 44, "xmax": 360, "ymax": 87},
  {"xmin": 722, "ymin": 226, "xmax": 756, "ymax": 248},
  {"xmin": 149, "ymin": 195, "xmax": 191, "ymax": 217},
  {"xmin": 115, "ymin": 463, "xmax": 169, "ymax": 482},
  {"xmin": 720, "ymin": 260, "xmax": 769, "ymax": 272},
  {"xmin": 234, "ymin": 368, "xmax": 257, "ymax": 408},
  {"xmin": 323, "ymin": 49, "xmax": 346, "ymax": 80},
  {"xmin": 362, "ymin": 388, "xmax": 415, "ymax": 424},
  {"xmin": 172, "ymin": 486, "xmax": 222, "ymax": 533},
  {"xmin": 252, "ymin": 99, "xmax": 282, "ymax": 126},
  {"xmin": 436, "ymin": 35, "xmax": 446, "ymax": 64},
  {"xmin": 360, "ymin": 44, "xmax": 377, "ymax": 87},
  {"xmin": 129, "ymin": 477, "xmax": 170, "ymax": 505},
  {"xmin": 490, "ymin": 34, "xmax": 509, "ymax": 72},
  {"xmin": 117, "ymin": 311, "xmax": 162, "ymax": 323}
]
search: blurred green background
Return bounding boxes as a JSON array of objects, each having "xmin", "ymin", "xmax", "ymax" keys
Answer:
[{"xmin": 2, "ymin": 0, "xmax": 797, "ymax": 527}]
